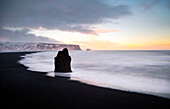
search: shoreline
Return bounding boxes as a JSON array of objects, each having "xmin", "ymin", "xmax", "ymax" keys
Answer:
[{"xmin": 1, "ymin": 52, "xmax": 170, "ymax": 108}]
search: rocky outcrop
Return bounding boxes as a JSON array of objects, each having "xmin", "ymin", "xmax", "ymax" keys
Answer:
[
  {"xmin": 54, "ymin": 48, "xmax": 72, "ymax": 72},
  {"xmin": 86, "ymin": 49, "xmax": 91, "ymax": 51}
]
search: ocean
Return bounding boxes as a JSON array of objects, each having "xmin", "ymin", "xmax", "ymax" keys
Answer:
[{"xmin": 19, "ymin": 50, "xmax": 170, "ymax": 99}]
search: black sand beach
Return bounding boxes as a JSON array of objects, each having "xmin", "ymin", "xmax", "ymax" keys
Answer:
[{"xmin": 0, "ymin": 52, "xmax": 170, "ymax": 109}]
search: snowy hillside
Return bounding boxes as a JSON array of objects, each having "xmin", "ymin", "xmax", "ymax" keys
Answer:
[{"xmin": 0, "ymin": 42, "xmax": 81, "ymax": 52}]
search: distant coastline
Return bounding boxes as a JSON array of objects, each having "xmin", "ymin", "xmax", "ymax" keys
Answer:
[{"xmin": 0, "ymin": 42, "xmax": 81, "ymax": 52}]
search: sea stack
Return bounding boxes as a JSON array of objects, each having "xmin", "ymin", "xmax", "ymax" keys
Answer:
[{"xmin": 54, "ymin": 48, "xmax": 72, "ymax": 72}]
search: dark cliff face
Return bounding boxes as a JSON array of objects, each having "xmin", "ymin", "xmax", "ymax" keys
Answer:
[
  {"xmin": 72, "ymin": 45, "xmax": 81, "ymax": 50},
  {"xmin": 0, "ymin": 42, "xmax": 81, "ymax": 51},
  {"xmin": 58, "ymin": 44, "xmax": 81, "ymax": 50}
]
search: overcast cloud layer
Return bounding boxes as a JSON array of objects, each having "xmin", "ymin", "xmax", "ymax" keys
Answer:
[
  {"xmin": 0, "ymin": 27, "xmax": 60, "ymax": 43},
  {"xmin": 0, "ymin": 0, "xmax": 131, "ymax": 34}
]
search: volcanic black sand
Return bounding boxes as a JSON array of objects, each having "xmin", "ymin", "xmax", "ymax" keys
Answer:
[{"xmin": 0, "ymin": 52, "xmax": 170, "ymax": 109}]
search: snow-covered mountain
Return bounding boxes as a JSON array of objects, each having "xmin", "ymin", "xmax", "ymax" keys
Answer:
[{"xmin": 0, "ymin": 42, "xmax": 81, "ymax": 52}]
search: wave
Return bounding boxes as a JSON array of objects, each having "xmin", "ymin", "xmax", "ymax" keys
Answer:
[{"xmin": 19, "ymin": 50, "xmax": 170, "ymax": 99}]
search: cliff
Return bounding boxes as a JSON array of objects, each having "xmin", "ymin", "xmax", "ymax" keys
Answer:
[{"xmin": 0, "ymin": 42, "xmax": 81, "ymax": 52}]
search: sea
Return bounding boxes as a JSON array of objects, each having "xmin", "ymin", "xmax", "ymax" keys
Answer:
[{"xmin": 19, "ymin": 50, "xmax": 170, "ymax": 99}]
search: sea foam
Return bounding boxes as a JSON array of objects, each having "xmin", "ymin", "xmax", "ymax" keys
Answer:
[{"xmin": 19, "ymin": 50, "xmax": 170, "ymax": 99}]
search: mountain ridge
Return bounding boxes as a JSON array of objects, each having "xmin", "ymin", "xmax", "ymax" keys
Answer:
[{"xmin": 0, "ymin": 42, "xmax": 81, "ymax": 51}]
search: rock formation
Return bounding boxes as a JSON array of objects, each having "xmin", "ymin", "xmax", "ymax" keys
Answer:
[
  {"xmin": 86, "ymin": 49, "xmax": 91, "ymax": 51},
  {"xmin": 54, "ymin": 48, "xmax": 72, "ymax": 72}
]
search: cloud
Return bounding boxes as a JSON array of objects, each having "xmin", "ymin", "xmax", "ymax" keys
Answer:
[
  {"xmin": 138, "ymin": 0, "xmax": 159, "ymax": 10},
  {"xmin": 90, "ymin": 28, "xmax": 118, "ymax": 34},
  {"xmin": 166, "ymin": 1, "xmax": 170, "ymax": 8},
  {"xmin": 0, "ymin": 27, "xmax": 61, "ymax": 43},
  {"xmin": 0, "ymin": 0, "xmax": 131, "ymax": 34}
]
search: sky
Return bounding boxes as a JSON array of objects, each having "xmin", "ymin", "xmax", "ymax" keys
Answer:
[{"xmin": 0, "ymin": 0, "xmax": 170, "ymax": 50}]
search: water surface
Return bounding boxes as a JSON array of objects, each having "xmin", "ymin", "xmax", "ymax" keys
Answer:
[{"xmin": 19, "ymin": 50, "xmax": 170, "ymax": 99}]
